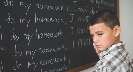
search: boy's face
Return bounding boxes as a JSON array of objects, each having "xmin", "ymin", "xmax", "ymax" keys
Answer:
[{"xmin": 89, "ymin": 23, "xmax": 120, "ymax": 52}]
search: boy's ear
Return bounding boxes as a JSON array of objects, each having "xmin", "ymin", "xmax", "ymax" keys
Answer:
[{"xmin": 113, "ymin": 25, "xmax": 121, "ymax": 37}]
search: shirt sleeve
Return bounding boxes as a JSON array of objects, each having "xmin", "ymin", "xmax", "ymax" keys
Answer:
[
  {"xmin": 93, "ymin": 66, "xmax": 129, "ymax": 72},
  {"xmin": 93, "ymin": 66, "xmax": 111, "ymax": 72}
]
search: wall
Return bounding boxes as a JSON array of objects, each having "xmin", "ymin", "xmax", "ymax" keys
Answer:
[{"xmin": 119, "ymin": 0, "xmax": 133, "ymax": 58}]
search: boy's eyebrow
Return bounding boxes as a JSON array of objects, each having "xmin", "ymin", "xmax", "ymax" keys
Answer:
[{"xmin": 95, "ymin": 31, "xmax": 103, "ymax": 33}]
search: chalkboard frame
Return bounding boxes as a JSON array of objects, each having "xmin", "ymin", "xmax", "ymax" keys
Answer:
[{"xmin": 66, "ymin": 0, "xmax": 119, "ymax": 72}]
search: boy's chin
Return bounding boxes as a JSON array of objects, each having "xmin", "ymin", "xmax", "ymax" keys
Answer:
[{"xmin": 98, "ymin": 48, "xmax": 107, "ymax": 52}]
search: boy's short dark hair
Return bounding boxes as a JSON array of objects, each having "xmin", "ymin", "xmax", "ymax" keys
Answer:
[{"xmin": 89, "ymin": 10, "xmax": 120, "ymax": 29}]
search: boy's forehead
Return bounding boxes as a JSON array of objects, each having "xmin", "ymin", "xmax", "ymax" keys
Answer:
[{"xmin": 89, "ymin": 23, "xmax": 111, "ymax": 33}]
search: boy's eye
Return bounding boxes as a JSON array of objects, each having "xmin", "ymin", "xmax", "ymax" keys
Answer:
[{"xmin": 98, "ymin": 33, "xmax": 103, "ymax": 36}]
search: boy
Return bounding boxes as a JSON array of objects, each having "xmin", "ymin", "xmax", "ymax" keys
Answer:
[{"xmin": 89, "ymin": 10, "xmax": 133, "ymax": 72}]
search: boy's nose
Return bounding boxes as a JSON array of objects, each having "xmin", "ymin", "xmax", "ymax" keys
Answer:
[{"xmin": 93, "ymin": 37, "xmax": 99, "ymax": 43}]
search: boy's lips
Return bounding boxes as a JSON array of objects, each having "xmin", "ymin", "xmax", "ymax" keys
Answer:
[{"xmin": 96, "ymin": 45, "xmax": 101, "ymax": 48}]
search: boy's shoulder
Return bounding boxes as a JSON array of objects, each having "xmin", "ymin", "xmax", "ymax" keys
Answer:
[
  {"xmin": 95, "ymin": 42, "xmax": 133, "ymax": 71},
  {"xmin": 101, "ymin": 42, "xmax": 132, "ymax": 65}
]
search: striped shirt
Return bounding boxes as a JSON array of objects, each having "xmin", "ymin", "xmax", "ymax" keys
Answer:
[{"xmin": 93, "ymin": 42, "xmax": 133, "ymax": 72}]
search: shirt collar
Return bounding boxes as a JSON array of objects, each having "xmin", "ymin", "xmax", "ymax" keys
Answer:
[{"xmin": 99, "ymin": 41, "xmax": 125, "ymax": 60}]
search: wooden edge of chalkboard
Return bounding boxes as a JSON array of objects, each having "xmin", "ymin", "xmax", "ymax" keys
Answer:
[
  {"xmin": 117, "ymin": 0, "xmax": 119, "ymax": 19},
  {"xmin": 65, "ymin": 61, "xmax": 97, "ymax": 72}
]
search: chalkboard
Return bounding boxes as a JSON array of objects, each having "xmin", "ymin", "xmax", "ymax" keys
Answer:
[{"xmin": 0, "ymin": 0, "xmax": 118, "ymax": 72}]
